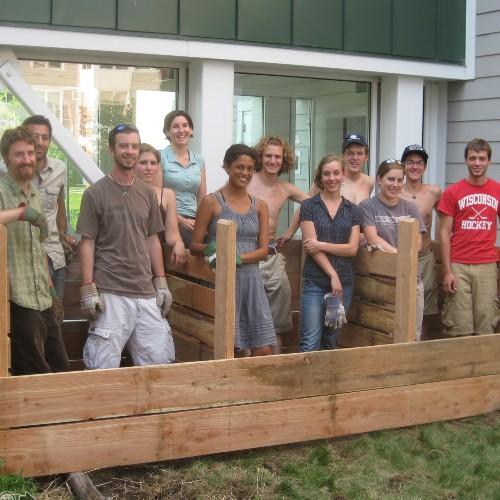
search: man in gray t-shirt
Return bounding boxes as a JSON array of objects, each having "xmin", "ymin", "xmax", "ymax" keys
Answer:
[{"xmin": 76, "ymin": 124, "xmax": 175, "ymax": 369}]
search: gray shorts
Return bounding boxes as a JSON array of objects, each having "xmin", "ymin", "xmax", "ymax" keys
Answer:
[
  {"xmin": 418, "ymin": 249, "xmax": 439, "ymax": 316},
  {"xmin": 84, "ymin": 292, "xmax": 175, "ymax": 369},
  {"xmin": 259, "ymin": 252, "xmax": 293, "ymax": 334}
]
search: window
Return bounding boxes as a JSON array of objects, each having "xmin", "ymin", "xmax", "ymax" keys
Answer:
[{"xmin": 1, "ymin": 60, "xmax": 178, "ymax": 229}]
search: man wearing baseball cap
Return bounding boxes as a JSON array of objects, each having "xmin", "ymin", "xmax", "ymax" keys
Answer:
[
  {"xmin": 399, "ymin": 144, "xmax": 441, "ymax": 339},
  {"xmin": 341, "ymin": 133, "xmax": 374, "ymax": 204}
]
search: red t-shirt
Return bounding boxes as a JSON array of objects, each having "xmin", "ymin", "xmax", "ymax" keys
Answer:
[{"xmin": 438, "ymin": 178, "xmax": 500, "ymax": 264}]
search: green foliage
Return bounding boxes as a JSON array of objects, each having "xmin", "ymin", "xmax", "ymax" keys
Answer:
[{"xmin": 0, "ymin": 471, "xmax": 37, "ymax": 496}]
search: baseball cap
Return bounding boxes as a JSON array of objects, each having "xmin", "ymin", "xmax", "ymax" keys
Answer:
[
  {"xmin": 401, "ymin": 144, "xmax": 428, "ymax": 163},
  {"xmin": 342, "ymin": 133, "xmax": 368, "ymax": 152}
]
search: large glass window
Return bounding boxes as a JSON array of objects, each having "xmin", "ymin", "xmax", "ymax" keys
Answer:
[
  {"xmin": 0, "ymin": 60, "xmax": 178, "ymax": 228},
  {"xmin": 233, "ymin": 74, "xmax": 370, "ymax": 233}
]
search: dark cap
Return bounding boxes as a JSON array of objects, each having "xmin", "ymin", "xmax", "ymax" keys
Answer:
[
  {"xmin": 401, "ymin": 144, "xmax": 428, "ymax": 163},
  {"xmin": 342, "ymin": 132, "xmax": 368, "ymax": 152}
]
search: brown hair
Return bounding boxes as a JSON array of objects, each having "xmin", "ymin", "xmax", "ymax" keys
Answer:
[
  {"xmin": 139, "ymin": 143, "xmax": 161, "ymax": 163},
  {"xmin": 163, "ymin": 110, "xmax": 194, "ymax": 137},
  {"xmin": 313, "ymin": 154, "xmax": 345, "ymax": 189},
  {"xmin": 254, "ymin": 135, "xmax": 295, "ymax": 175},
  {"xmin": 376, "ymin": 159, "xmax": 404, "ymax": 179},
  {"xmin": 0, "ymin": 126, "xmax": 35, "ymax": 161},
  {"xmin": 22, "ymin": 114, "xmax": 52, "ymax": 138},
  {"xmin": 464, "ymin": 138, "xmax": 492, "ymax": 160}
]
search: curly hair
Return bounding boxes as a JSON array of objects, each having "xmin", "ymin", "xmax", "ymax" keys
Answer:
[
  {"xmin": 254, "ymin": 135, "xmax": 295, "ymax": 175},
  {"xmin": 0, "ymin": 126, "xmax": 35, "ymax": 161}
]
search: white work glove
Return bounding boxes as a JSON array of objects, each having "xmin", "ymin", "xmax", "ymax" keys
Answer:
[
  {"xmin": 153, "ymin": 277, "xmax": 173, "ymax": 317},
  {"xmin": 324, "ymin": 293, "xmax": 347, "ymax": 329},
  {"xmin": 366, "ymin": 244, "xmax": 385, "ymax": 252},
  {"xmin": 80, "ymin": 283, "xmax": 104, "ymax": 321}
]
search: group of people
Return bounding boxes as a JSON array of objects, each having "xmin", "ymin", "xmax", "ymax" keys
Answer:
[{"xmin": 0, "ymin": 110, "xmax": 498, "ymax": 377}]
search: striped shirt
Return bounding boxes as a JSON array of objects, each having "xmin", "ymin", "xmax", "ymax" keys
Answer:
[
  {"xmin": 300, "ymin": 194, "xmax": 361, "ymax": 287},
  {"xmin": 0, "ymin": 175, "xmax": 52, "ymax": 311}
]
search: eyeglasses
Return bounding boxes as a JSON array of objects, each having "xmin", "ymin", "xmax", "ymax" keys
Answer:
[
  {"xmin": 404, "ymin": 160, "xmax": 425, "ymax": 167},
  {"xmin": 383, "ymin": 159, "xmax": 401, "ymax": 165}
]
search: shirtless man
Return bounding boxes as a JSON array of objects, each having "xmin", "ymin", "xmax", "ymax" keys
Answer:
[
  {"xmin": 247, "ymin": 135, "xmax": 309, "ymax": 353},
  {"xmin": 399, "ymin": 144, "xmax": 441, "ymax": 338},
  {"xmin": 340, "ymin": 132, "xmax": 374, "ymax": 203}
]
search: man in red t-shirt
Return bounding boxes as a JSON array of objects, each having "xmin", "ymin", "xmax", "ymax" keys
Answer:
[{"xmin": 438, "ymin": 138, "xmax": 500, "ymax": 336}]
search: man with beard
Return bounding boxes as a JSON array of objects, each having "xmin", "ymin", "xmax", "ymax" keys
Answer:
[
  {"xmin": 0, "ymin": 126, "xmax": 69, "ymax": 375},
  {"xmin": 77, "ymin": 124, "xmax": 175, "ymax": 369},
  {"xmin": 22, "ymin": 115, "xmax": 77, "ymax": 301}
]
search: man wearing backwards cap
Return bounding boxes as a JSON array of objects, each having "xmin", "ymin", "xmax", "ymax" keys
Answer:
[
  {"xmin": 341, "ymin": 133, "xmax": 374, "ymax": 204},
  {"xmin": 399, "ymin": 144, "xmax": 441, "ymax": 339}
]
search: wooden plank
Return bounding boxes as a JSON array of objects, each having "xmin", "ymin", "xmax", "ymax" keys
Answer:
[
  {"xmin": 172, "ymin": 329, "xmax": 214, "ymax": 363},
  {"xmin": 213, "ymin": 220, "xmax": 236, "ymax": 360},
  {"xmin": 394, "ymin": 219, "xmax": 419, "ymax": 343},
  {"xmin": 353, "ymin": 247, "xmax": 397, "ymax": 278},
  {"xmin": 166, "ymin": 250, "xmax": 215, "ymax": 284},
  {"xmin": 354, "ymin": 274, "xmax": 395, "ymax": 306},
  {"xmin": 2, "ymin": 335, "xmax": 500, "ymax": 429},
  {"xmin": 338, "ymin": 324, "xmax": 393, "ymax": 347},
  {"xmin": 2, "ymin": 373, "xmax": 500, "ymax": 477},
  {"xmin": 168, "ymin": 304, "xmax": 214, "ymax": 348},
  {"xmin": 347, "ymin": 300, "xmax": 395, "ymax": 334},
  {"xmin": 0, "ymin": 225, "xmax": 9, "ymax": 377},
  {"xmin": 168, "ymin": 275, "xmax": 215, "ymax": 317}
]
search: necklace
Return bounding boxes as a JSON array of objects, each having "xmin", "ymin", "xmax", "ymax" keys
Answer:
[
  {"xmin": 109, "ymin": 172, "xmax": 135, "ymax": 196},
  {"xmin": 404, "ymin": 185, "xmax": 421, "ymax": 199}
]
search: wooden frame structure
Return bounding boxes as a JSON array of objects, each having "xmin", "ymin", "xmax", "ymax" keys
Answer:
[{"xmin": 1, "ymin": 219, "xmax": 499, "ymax": 477}]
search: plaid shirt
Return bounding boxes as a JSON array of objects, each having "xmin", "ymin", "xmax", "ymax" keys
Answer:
[
  {"xmin": 300, "ymin": 194, "xmax": 361, "ymax": 288},
  {"xmin": 0, "ymin": 175, "xmax": 52, "ymax": 311}
]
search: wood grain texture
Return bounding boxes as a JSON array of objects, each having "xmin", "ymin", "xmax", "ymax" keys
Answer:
[
  {"xmin": 347, "ymin": 300, "xmax": 395, "ymax": 334},
  {"xmin": 354, "ymin": 274, "xmax": 395, "ymax": 306},
  {"xmin": 2, "ymin": 372, "xmax": 499, "ymax": 477},
  {"xmin": 168, "ymin": 275, "xmax": 215, "ymax": 317},
  {"xmin": 2, "ymin": 335, "xmax": 500, "ymax": 429},
  {"xmin": 213, "ymin": 220, "xmax": 236, "ymax": 359},
  {"xmin": 172, "ymin": 329, "xmax": 214, "ymax": 363},
  {"xmin": 353, "ymin": 247, "xmax": 397, "ymax": 278},
  {"xmin": 168, "ymin": 304, "xmax": 214, "ymax": 348},
  {"xmin": 338, "ymin": 323, "xmax": 392, "ymax": 347},
  {"xmin": 394, "ymin": 219, "xmax": 419, "ymax": 343},
  {"xmin": 166, "ymin": 250, "xmax": 215, "ymax": 284}
]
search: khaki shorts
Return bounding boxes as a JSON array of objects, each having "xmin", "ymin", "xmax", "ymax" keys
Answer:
[
  {"xmin": 259, "ymin": 252, "xmax": 293, "ymax": 334},
  {"xmin": 442, "ymin": 262, "xmax": 499, "ymax": 336},
  {"xmin": 418, "ymin": 249, "xmax": 439, "ymax": 316}
]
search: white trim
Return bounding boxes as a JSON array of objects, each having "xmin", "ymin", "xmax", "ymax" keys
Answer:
[
  {"xmin": 1, "ymin": 25, "xmax": 473, "ymax": 81},
  {"xmin": 368, "ymin": 80, "xmax": 379, "ymax": 178}
]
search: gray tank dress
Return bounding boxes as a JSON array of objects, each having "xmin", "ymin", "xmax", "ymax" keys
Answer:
[{"xmin": 207, "ymin": 191, "xmax": 276, "ymax": 350}]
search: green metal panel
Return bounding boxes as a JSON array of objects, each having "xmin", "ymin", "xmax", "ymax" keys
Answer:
[
  {"xmin": 393, "ymin": 0, "xmax": 436, "ymax": 59},
  {"xmin": 436, "ymin": 0, "xmax": 466, "ymax": 62},
  {"xmin": 180, "ymin": 0, "xmax": 236, "ymax": 39},
  {"xmin": 344, "ymin": 0, "xmax": 392, "ymax": 55},
  {"xmin": 0, "ymin": 0, "xmax": 51, "ymax": 23},
  {"xmin": 52, "ymin": 0, "xmax": 116, "ymax": 29},
  {"xmin": 293, "ymin": 0, "xmax": 342, "ymax": 49},
  {"xmin": 118, "ymin": 0, "xmax": 177, "ymax": 34},
  {"xmin": 238, "ymin": 0, "xmax": 292, "ymax": 45}
]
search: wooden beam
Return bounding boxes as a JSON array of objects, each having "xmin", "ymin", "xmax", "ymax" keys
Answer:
[
  {"xmin": 0, "ymin": 225, "xmax": 9, "ymax": 377},
  {"xmin": 172, "ymin": 329, "xmax": 214, "ymax": 363},
  {"xmin": 166, "ymin": 250, "xmax": 215, "ymax": 284},
  {"xmin": 213, "ymin": 220, "xmax": 236, "ymax": 360},
  {"xmin": 338, "ymin": 324, "xmax": 392, "ymax": 347},
  {"xmin": 347, "ymin": 300, "xmax": 395, "ymax": 334},
  {"xmin": 168, "ymin": 275, "xmax": 215, "ymax": 317},
  {"xmin": 394, "ymin": 218, "xmax": 419, "ymax": 343},
  {"xmin": 353, "ymin": 274, "xmax": 395, "ymax": 306},
  {"xmin": 168, "ymin": 304, "xmax": 214, "ymax": 348},
  {"xmin": 2, "ymin": 335, "xmax": 500, "ymax": 429},
  {"xmin": 354, "ymin": 247, "xmax": 397, "ymax": 278},
  {"xmin": 2, "ymin": 372, "xmax": 499, "ymax": 477}
]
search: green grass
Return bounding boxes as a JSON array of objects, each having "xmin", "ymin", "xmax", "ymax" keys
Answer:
[
  {"xmin": 19, "ymin": 411, "xmax": 500, "ymax": 499},
  {"xmin": 0, "ymin": 469, "xmax": 37, "ymax": 496}
]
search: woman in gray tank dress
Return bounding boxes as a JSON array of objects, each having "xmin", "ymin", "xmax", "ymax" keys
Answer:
[{"xmin": 191, "ymin": 144, "xmax": 276, "ymax": 356}]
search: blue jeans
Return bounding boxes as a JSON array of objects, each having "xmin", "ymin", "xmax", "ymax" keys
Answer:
[
  {"xmin": 48, "ymin": 258, "xmax": 66, "ymax": 300},
  {"xmin": 299, "ymin": 279, "xmax": 354, "ymax": 352}
]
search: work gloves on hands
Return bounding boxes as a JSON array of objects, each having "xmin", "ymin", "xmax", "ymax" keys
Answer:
[
  {"xmin": 324, "ymin": 293, "xmax": 347, "ymax": 329},
  {"xmin": 203, "ymin": 241, "xmax": 242, "ymax": 270},
  {"xmin": 153, "ymin": 276, "xmax": 173, "ymax": 317},
  {"xmin": 19, "ymin": 206, "xmax": 49, "ymax": 242},
  {"xmin": 80, "ymin": 283, "xmax": 104, "ymax": 321}
]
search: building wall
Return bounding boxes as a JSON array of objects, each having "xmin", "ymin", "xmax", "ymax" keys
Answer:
[
  {"xmin": 447, "ymin": 0, "xmax": 500, "ymax": 185},
  {"xmin": 0, "ymin": 0, "xmax": 466, "ymax": 64}
]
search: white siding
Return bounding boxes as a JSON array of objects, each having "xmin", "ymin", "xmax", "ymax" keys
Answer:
[{"xmin": 446, "ymin": 1, "xmax": 500, "ymax": 242}]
